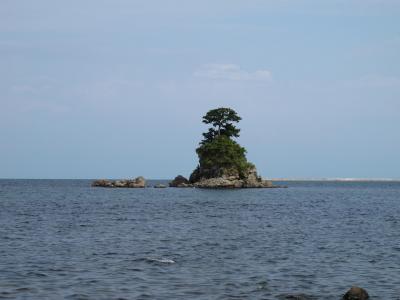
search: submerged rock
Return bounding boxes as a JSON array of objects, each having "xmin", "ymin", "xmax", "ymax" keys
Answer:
[
  {"xmin": 343, "ymin": 286, "xmax": 369, "ymax": 300},
  {"xmin": 277, "ymin": 293, "xmax": 317, "ymax": 300},
  {"xmin": 154, "ymin": 184, "xmax": 167, "ymax": 188},
  {"xmin": 92, "ymin": 176, "xmax": 146, "ymax": 188},
  {"xmin": 169, "ymin": 175, "xmax": 193, "ymax": 188}
]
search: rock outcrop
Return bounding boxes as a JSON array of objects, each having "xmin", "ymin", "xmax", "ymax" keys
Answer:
[
  {"xmin": 168, "ymin": 107, "xmax": 280, "ymax": 189},
  {"xmin": 171, "ymin": 165, "xmax": 274, "ymax": 189},
  {"xmin": 193, "ymin": 177, "xmax": 243, "ymax": 188},
  {"xmin": 342, "ymin": 286, "xmax": 369, "ymax": 300},
  {"xmin": 92, "ymin": 176, "xmax": 146, "ymax": 188},
  {"xmin": 169, "ymin": 175, "xmax": 193, "ymax": 187},
  {"xmin": 191, "ymin": 165, "xmax": 273, "ymax": 188},
  {"xmin": 154, "ymin": 184, "xmax": 167, "ymax": 188}
]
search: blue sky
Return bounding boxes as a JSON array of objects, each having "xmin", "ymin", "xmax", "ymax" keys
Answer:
[{"xmin": 1, "ymin": 0, "xmax": 399, "ymax": 179}]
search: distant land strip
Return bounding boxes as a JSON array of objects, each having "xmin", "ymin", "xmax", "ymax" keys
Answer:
[{"xmin": 270, "ymin": 178, "xmax": 400, "ymax": 182}]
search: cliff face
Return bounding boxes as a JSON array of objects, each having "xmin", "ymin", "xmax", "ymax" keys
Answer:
[{"xmin": 188, "ymin": 165, "xmax": 273, "ymax": 188}]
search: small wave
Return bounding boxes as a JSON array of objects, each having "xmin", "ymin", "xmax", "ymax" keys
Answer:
[
  {"xmin": 15, "ymin": 287, "xmax": 35, "ymax": 292},
  {"xmin": 145, "ymin": 257, "xmax": 175, "ymax": 264},
  {"xmin": 103, "ymin": 252, "xmax": 118, "ymax": 256},
  {"xmin": 65, "ymin": 293, "xmax": 90, "ymax": 300},
  {"xmin": 26, "ymin": 272, "xmax": 47, "ymax": 277}
]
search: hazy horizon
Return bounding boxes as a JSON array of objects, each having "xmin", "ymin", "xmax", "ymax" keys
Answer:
[
  {"xmin": 1, "ymin": 1, "xmax": 399, "ymax": 179},
  {"xmin": 2, "ymin": 177, "xmax": 400, "ymax": 182}
]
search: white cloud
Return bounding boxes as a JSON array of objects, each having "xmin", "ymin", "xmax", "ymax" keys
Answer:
[{"xmin": 194, "ymin": 64, "xmax": 272, "ymax": 82}]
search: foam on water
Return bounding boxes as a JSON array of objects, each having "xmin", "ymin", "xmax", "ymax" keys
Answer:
[{"xmin": 145, "ymin": 257, "xmax": 176, "ymax": 264}]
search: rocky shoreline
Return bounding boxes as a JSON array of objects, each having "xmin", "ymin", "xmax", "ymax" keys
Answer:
[
  {"xmin": 169, "ymin": 171, "xmax": 278, "ymax": 189},
  {"xmin": 168, "ymin": 165, "xmax": 282, "ymax": 188},
  {"xmin": 92, "ymin": 167, "xmax": 285, "ymax": 189}
]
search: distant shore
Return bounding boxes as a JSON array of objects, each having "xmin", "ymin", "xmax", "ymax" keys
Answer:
[
  {"xmin": 0, "ymin": 178, "xmax": 400, "ymax": 182},
  {"xmin": 271, "ymin": 178, "xmax": 400, "ymax": 182}
]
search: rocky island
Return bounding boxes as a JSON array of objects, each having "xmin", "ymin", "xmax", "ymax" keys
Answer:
[
  {"xmin": 170, "ymin": 107, "xmax": 276, "ymax": 188},
  {"xmin": 92, "ymin": 107, "xmax": 279, "ymax": 189}
]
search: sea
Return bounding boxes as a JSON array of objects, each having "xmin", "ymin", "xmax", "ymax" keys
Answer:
[{"xmin": 0, "ymin": 179, "xmax": 399, "ymax": 299}]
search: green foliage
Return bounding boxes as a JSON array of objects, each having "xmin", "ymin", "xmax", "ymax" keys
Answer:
[
  {"xmin": 196, "ymin": 108, "xmax": 252, "ymax": 178},
  {"xmin": 201, "ymin": 107, "xmax": 241, "ymax": 143},
  {"xmin": 197, "ymin": 135, "xmax": 246, "ymax": 169}
]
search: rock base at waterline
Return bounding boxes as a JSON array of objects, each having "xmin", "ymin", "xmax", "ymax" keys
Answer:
[
  {"xmin": 170, "ymin": 167, "xmax": 281, "ymax": 189},
  {"xmin": 92, "ymin": 176, "xmax": 146, "ymax": 188},
  {"xmin": 169, "ymin": 175, "xmax": 194, "ymax": 188},
  {"xmin": 154, "ymin": 184, "xmax": 167, "ymax": 188},
  {"xmin": 193, "ymin": 177, "xmax": 274, "ymax": 188}
]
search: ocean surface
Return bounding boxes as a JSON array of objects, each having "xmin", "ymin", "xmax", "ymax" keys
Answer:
[{"xmin": 0, "ymin": 180, "xmax": 399, "ymax": 300}]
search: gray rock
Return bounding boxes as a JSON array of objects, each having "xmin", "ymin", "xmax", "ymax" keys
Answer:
[
  {"xmin": 125, "ymin": 177, "xmax": 145, "ymax": 188},
  {"xmin": 92, "ymin": 179, "xmax": 113, "ymax": 187},
  {"xmin": 154, "ymin": 184, "xmax": 167, "ymax": 188},
  {"xmin": 169, "ymin": 175, "xmax": 193, "ymax": 187},
  {"xmin": 343, "ymin": 286, "xmax": 369, "ymax": 300},
  {"xmin": 194, "ymin": 177, "xmax": 242, "ymax": 188},
  {"xmin": 114, "ymin": 180, "xmax": 126, "ymax": 188},
  {"xmin": 92, "ymin": 177, "xmax": 146, "ymax": 188},
  {"xmin": 189, "ymin": 165, "xmax": 275, "ymax": 189}
]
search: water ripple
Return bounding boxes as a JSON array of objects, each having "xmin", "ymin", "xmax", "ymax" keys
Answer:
[{"xmin": 0, "ymin": 179, "xmax": 399, "ymax": 299}]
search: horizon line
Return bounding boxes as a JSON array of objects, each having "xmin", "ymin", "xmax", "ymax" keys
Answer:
[{"xmin": 1, "ymin": 177, "xmax": 400, "ymax": 182}]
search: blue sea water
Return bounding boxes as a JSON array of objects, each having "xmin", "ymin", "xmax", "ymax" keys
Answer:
[{"xmin": 0, "ymin": 179, "xmax": 399, "ymax": 299}]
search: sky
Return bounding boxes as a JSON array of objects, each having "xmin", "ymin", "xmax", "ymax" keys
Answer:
[{"xmin": 1, "ymin": 0, "xmax": 399, "ymax": 179}]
